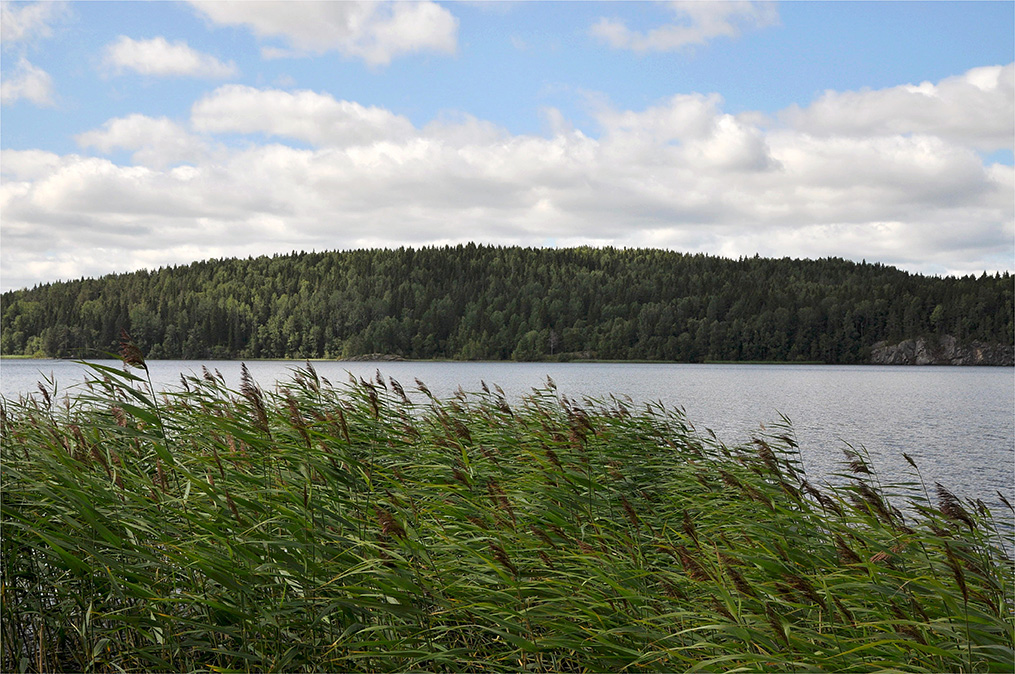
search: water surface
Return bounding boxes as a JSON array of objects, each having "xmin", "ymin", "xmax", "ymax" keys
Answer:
[{"xmin": 3, "ymin": 359, "xmax": 1012, "ymax": 508}]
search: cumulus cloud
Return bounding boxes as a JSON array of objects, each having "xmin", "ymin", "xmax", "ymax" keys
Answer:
[
  {"xmin": 1, "ymin": 2, "xmax": 64, "ymax": 107},
  {"xmin": 191, "ymin": 85, "xmax": 416, "ymax": 146},
  {"xmin": 592, "ymin": 92, "xmax": 778, "ymax": 171},
  {"xmin": 2, "ymin": 64, "xmax": 1013, "ymax": 291},
  {"xmin": 0, "ymin": 56, "xmax": 54, "ymax": 106},
  {"xmin": 591, "ymin": 0, "xmax": 779, "ymax": 52},
  {"xmin": 784, "ymin": 63, "xmax": 1015, "ymax": 152},
  {"xmin": 0, "ymin": 0, "xmax": 66, "ymax": 45},
  {"xmin": 103, "ymin": 36, "xmax": 238, "ymax": 78},
  {"xmin": 75, "ymin": 114, "xmax": 211, "ymax": 168},
  {"xmin": 189, "ymin": 0, "xmax": 458, "ymax": 65}
]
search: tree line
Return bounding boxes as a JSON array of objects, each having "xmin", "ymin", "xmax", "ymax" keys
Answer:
[{"xmin": 1, "ymin": 245, "xmax": 1011, "ymax": 363}]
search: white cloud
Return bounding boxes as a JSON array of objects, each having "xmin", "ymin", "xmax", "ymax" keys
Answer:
[
  {"xmin": 423, "ymin": 111, "xmax": 508, "ymax": 147},
  {"xmin": 75, "ymin": 114, "xmax": 210, "ymax": 168},
  {"xmin": 0, "ymin": 55, "xmax": 53, "ymax": 106},
  {"xmin": 591, "ymin": 1, "xmax": 779, "ymax": 52},
  {"xmin": 2, "ymin": 64, "xmax": 1013, "ymax": 291},
  {"xmin": 593, "ymin": 93, "xmax": 777, "ymax": 171},
  {"xmin": 189, "ymin": 0, "xmax": 458, "ymax": 65},
  {"xmin": 103, "ymin": 36, "xmax": 238, "ymax": 78},
  {"xmin": 191, "ymin": 85, "xmax": 416, "ymax": 147},
  {"xmin": 783, "ymin": 63, "xmax": 1015, "ymax": 152},
  {"xmin": 1, "ymin": 2, "xmax": 63, "ymax": 108},
  {"xmin": 0, "ymin": 149, "xmax": 66, "ymax": 181},
  {"xmin": 0, "ymin": 1, "xmax": 65, "ymax": 45}
]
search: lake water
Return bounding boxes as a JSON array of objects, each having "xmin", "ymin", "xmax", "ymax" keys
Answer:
[{"xmin": 2, "ymin": 359, "xmax": 1013, "ymax": 510}]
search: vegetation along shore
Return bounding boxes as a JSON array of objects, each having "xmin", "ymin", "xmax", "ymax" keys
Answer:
[
  {"xmin": 1, "ymin": 339, "xmax": 1012, "ymax": 672},
  {"xmin": 2, "ymin": 246, "xmax": 1012, "ymax": 364}
]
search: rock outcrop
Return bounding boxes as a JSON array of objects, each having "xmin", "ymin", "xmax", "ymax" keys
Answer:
[
  {"xmin": 340, "ymin": 353, "xmax": 407, "ymax": 362},
  {"xmin": 870, "ymin": 335, "xmax": 1014, "ymax": 366}
]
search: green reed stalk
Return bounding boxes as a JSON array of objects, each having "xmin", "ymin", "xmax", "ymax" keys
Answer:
[{"xmin": 1, "ymin": 361, "xmax": 1012, "ymax": 673}]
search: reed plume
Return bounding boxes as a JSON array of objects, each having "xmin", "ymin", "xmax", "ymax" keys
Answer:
[
  {"xmin": 936, "ymin": 482, "xmax": 975, "ymax": 531},
  {"xmin": 2, "ymin": 364, "xmax": 1011, "ymax": 674},
  {"xmin": 118, "ymin": 329, "xmax": 147, "ymax": 372}
]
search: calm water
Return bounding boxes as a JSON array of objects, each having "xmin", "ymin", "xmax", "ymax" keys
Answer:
[{"xmin": 3, "ymin": 359, "xmax": 1013, "ymax": 508}]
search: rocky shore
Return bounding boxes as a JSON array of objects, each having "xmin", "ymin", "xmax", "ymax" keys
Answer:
[
  {"xmin": 340, "ymin": 353, "xmax": 408, "ymax": 362},
  {"xmin": 870, "ymin": 334, "xmax": 1014, "ymax": 366}
]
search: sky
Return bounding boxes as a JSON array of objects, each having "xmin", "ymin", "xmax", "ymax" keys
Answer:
[{"xmin": 1, "ymin": 1, "xmax": 1013, "ymax": 292}]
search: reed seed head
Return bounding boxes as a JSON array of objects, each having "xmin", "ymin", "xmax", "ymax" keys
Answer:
[
  {"xmin": 676, "ymin": 545, "xmax": 709, "ymax": 581},
  {"xmin": 489, "ymin": 542, "xmax": 517, "ymax": 576},
  {"xmin": 936, "ymin": 482, "xmax": 975, "ymax": 531},
  {"xmin": 118, "ymin": 329, "xmax": 148, "ymax": 371},
  {"xmin": 377, "ymin": 508, "xmax": 406, "ymax": 539},
  {"xmin": 998, "ymin": 490, "xmax": 1014, "ymax": 512}
]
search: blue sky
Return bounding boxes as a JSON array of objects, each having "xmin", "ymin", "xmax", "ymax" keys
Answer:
[{"xmin": 2, "ymin": 1, "xmax": 1013, "ymax": 291}]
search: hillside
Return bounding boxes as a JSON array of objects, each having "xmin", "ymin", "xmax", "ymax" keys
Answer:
[{"xmin": 2, "ymin": 245, "xmax": 1012, "ymax": 363}]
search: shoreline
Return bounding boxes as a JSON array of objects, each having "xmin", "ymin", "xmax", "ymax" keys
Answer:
[{"xmin": 4, "ymin": 354, "xmax": 1012, "ymax": 366}]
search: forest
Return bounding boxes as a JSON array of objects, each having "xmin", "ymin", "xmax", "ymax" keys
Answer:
[{"xmin": 1, "ymin": 245, "xmax": 1012, "ymax": 363}]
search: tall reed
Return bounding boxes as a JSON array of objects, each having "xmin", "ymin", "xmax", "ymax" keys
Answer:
[{"xmin": 1, "ymin": 362, "xmax": 1012, "ymax": 672}]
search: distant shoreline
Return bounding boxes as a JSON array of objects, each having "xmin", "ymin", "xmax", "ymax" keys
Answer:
[{"xmin": 3, "ymin": 354, "xmax": 1010, "ymax": 366}]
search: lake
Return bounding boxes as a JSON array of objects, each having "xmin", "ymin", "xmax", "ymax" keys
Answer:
[{"xmin": 2, "ymin": 358, "xmax": 1013, "ymax": 509}]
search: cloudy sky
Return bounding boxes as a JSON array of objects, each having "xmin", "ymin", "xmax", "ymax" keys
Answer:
[{"xmin": 1, "ymin": 1, "xmax": 1012, "ymax": 292}]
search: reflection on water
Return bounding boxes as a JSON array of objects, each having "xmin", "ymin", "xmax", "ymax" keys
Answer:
[{"xmin": 3, "ymin": 359, "xmax": 1013, "ymax": 507}]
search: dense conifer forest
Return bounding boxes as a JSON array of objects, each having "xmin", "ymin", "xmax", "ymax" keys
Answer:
[{"xmin": 1, "ymin": 245, "xmax": 1012, "ymax": 362}]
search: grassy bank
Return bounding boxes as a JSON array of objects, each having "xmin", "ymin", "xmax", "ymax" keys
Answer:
[{"xmin": 1, "ymin": 353, "xmax": 1012, "ymax": 672}]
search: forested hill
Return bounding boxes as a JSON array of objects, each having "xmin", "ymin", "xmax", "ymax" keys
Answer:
[{"xmin": 2, "ymin": 246, "xmax": 1012, "ymax": 363}]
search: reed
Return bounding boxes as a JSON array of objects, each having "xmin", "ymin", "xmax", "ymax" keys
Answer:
[{"xmin": 1, "ymin": 361, "xmax": 1012, "ymax": 673}]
